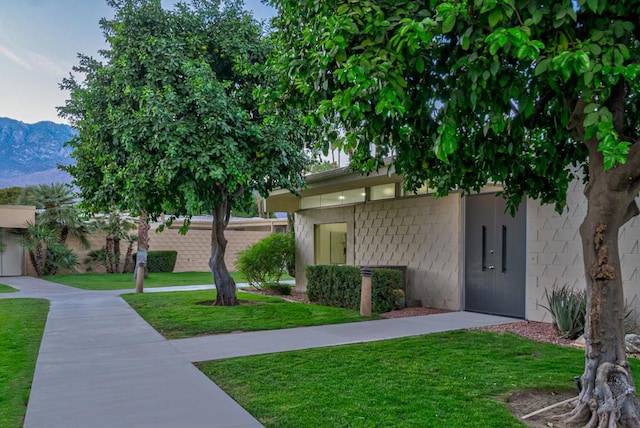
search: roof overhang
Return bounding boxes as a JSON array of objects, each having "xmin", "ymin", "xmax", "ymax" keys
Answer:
[{"xmin": 266, "ymin": 165, "xmax": 403, "ymax": 213}]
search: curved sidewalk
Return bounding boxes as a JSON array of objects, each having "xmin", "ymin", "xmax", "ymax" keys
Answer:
[
  {"xmin": 1, "ymin": 277, "xmax": 517, "ymax": 427},
  {"xmin": 2, "ymin": 277, "xmax": 262, "ymax": 428}
]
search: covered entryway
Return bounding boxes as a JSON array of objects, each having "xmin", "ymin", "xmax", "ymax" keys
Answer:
[{"xmin": 464, "ymin": 193, "xmax": 526, "ymax": 318}]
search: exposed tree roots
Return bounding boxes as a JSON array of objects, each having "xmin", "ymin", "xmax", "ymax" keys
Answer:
[{"xmin": 560, "ymin": 363, "xmax": 640, "ymax": 427}]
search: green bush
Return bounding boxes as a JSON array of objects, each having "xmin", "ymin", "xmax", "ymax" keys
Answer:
[
  {"xmin": 305, "ymin": 265, "xmax": 399, "ymax": 313},
  {"xmin": 263, "ymin": 282, "xmax": 292, "ymax": 295},
  {"xmin": 540, "ymin": 284, "xmax": 586, "ymax": 339},
  {"xmin": 133, "ymin": 250, "xmax": 177, "ymax": 273},
  {"xmin": 235, "ymin": 233, "xmax": 293, "ymax": 286}
]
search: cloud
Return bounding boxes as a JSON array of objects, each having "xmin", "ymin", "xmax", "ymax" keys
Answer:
[
  {"xmin": 28, "ymin": 51, "xmax": 70, "ymax": 76},
  {"xmin": 0, "ymin": 42, "xmax": 70, "ymax": 76},
  {"xmin": 0, "ymin": 43, "xmax": 32, "ymax": 70}
]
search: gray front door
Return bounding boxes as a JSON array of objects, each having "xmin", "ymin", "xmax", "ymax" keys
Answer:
[{"xmin": 465, "ymin": 194, "xmax": 526, "ymax": 318}]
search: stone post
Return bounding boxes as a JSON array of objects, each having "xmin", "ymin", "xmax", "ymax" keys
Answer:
[{"xmin": 360, "ymin": 266, "xmax": 372, "ymax": 317}]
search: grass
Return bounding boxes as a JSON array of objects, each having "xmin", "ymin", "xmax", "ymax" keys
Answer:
[
  {"xmin": 0, "ymin": 284, "xmax": 17, "ymax": 293},
  {"xmin": 0, "ymin": 299, "xmax": 48, "ymax": 427},
  {"xmin": 43, "ymin": 271, "xmax": 251, "ymax": 290},
  {"xmin": 123, "ymin": 290, "xmax": 371, "ymax": 339},
  {"xmin": 199, "ymin": 331, "xmax": 635, "ymax": 427}
]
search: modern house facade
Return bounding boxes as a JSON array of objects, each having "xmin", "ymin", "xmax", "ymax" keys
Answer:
[
  {"xmin": 0, "ymin": 205, "xmax": 35, "ymax": 276},
  {"xmin": 267, "ymin": 167, "xmax": 640, "ymax": 323}
]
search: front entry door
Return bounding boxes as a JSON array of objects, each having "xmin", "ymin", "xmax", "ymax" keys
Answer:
[{"xmin": 465, "ymin": 194, "xmax": 526, "ymax": 318}]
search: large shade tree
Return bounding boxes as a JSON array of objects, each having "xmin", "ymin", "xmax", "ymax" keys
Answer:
[
  {"xmin": 60, "ymin": 0, "xmax": 309, "ymax": 305},
  {"xmin": 270, "ymin": 0, "xmax": 640, "ymax": 425}
]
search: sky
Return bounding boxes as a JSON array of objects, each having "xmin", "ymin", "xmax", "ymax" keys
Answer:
[{"xmin": 0, "ymin": 0, "xmax": 276, "ymax": 125}]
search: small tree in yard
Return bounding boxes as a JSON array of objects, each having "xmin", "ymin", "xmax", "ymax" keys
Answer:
[
  {"xmin": 271, "ymin": 0, "xmax": 640, "ymax": 425},
  {"xmin": 59, "ymin": 0, "xmax": 309, "ymax": 305}
]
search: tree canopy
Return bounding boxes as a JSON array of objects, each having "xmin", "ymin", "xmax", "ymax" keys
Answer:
[
  {"xmin": 270, "ymin": 0, "xmax": 640, "ymax": 425},
  {"xmin": 60, "ymin": 0, "xmax": 310, "ymax": 304}
]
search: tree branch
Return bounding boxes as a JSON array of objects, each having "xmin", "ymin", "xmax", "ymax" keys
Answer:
[
  {"xmin": 610, "ymin": 141, "xmax": 640, "ymax": 189},
  {"xmin": 609, "ymin": 78, "xmax": 625, "ymax": 134}
]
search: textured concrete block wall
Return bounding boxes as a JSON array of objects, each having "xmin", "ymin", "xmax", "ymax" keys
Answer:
[
  {"xmin": 151, "ymin": 229, "xmax": 271, "ymax": 272},
  {"xmin": 527, "ymin": 180, "xmax": 640, "ymax": 322},
  {"xmin": 39, "ymin": 228, "xmax": 270, "ymax": 275},
  {"xmin": 355, "ymin": 195, "xmax": 461, "ymax": 310},
  {"xmin": 295, "ymin": 195, "xmax": 461, "ymax": 310}
]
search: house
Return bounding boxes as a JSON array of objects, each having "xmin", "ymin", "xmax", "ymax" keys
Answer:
[
  {"xmin": 0, "ymin": 205, "xmax": 35, "ymax": 276},
  {"xmin": 266, "ymin": 166, "xmax": 640, "ymax": 323}
]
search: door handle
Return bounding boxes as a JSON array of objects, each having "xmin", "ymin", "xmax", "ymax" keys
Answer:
[
  {"xmin": 481, "ymin": 226, "xmax": 487, "ymax": 271},
  {"xmin": 489, "ymin": 265, "xmax": 495, "ymax": 270},
  {"xmin": 502, "ymin": 225, "xmax": 507, "ymax": 273}
]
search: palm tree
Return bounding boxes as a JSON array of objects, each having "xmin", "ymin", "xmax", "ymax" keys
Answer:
[
  {"xmin": 17, "ymin": 183, "xmax": 87, "ymax": 275},
  {"xmin": 91, "ymin": 209, "xmax": 136, "ymax": 273},
  {"xmin": 18, "ymin": 183, "xmax": 89, "ymax": 247},
  {"xmin": 122, "ymin": 234, "xmax": 138, "ymax": 273},
  {"xmin": 18, "ymin": 221, "xmax": 58, "ymax": 277}
]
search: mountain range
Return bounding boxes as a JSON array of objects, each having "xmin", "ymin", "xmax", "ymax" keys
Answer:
[{"xmin": 0, "ymin": 117, "xmax": 75, "ymax": 188}]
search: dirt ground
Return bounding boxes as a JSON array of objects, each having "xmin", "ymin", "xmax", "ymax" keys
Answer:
[{"xmin": 506, "ymin": 389, "xmax": 581, "ymax": 427}]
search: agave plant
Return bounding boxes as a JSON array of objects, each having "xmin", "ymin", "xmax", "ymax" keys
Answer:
[{"xmin": 540, "ymin": 284, "xmax": 587, "ymax": 340}]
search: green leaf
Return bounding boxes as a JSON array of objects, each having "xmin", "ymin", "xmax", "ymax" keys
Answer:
[
  {"xmin": 587, "ymin": 0, "xmax": 598, "ymax": 13},
  {"xmin": 573, "ymin": 51, "xmax": 590, "ymax": 74},
  {"xmin": 490, "ymin": 61, "xmax": 500, "ymax": 76},
  {"xmin": 583, "ymin": 112, "xmax": 599, "ymax": 128},
  {"xmin": 415, "ymin": 57, "xmax": 425, "ymax": 73},
  {"xmin": 461, "ymin": 35, "xmax": 470, "ymax": 50},
  {"xmin": 488, "ymin": 9, "xmax": 503, "ymax": 28},
  {"xmin": 583, "ymin": 103, "xmax": 598, "ymax": 114},
  {"xmin": 535, "ymin": 58, "xmax": 550, "ymax": 75},
  {"xmin": 442, "ymin": 14, "xmax": 456, "ymax": 33}
]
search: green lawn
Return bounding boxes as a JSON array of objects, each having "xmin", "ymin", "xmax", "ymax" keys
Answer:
[
  {"xmin": 123, "ymin": 290, "xmax": 372, "ymax": 339},
  {"xmin": 199, "ymin": 331, "xmax": 628, "ymax": 427},
  {"xmin": 0, "ymin": 284, "xmax": 17, "ymax": 293},
  {"xmin": 43, "ymin": 271, "xmax": 250, "ymax": 290},
  {"xmin": 0, "ymin": 299, "xmax": 48, "ymax": 427}
]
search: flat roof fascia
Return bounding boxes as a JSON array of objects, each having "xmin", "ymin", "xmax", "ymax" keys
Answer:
[{"xmin": 0, "ymin": 205, "xmax": 36, "ymax": 228}]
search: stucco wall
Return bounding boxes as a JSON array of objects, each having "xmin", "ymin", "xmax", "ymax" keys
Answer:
[
  {"xmin": 355, "ymin": 195, "xmax": 461, "ymax": 310},
  {"xmin": 526, "ymin": 180, "xmax": 640, "ymax": 322}
]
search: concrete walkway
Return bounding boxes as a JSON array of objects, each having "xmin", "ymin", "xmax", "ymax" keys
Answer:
[{"xmin": 1, "ymin": 277, "xmax": 518, "ymax": 427}]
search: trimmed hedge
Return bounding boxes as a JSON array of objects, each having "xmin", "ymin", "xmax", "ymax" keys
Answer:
[
  {"xmin": 306, "ymin": 265, "xmax": 400, "ymax": 313},
  {"xmin": 133, "ymin": 250, "xmax": 177, "ymax": 273}
]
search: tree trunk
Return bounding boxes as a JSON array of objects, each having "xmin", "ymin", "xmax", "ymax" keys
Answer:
[
  {"xmin": 565, "ymin": 169, "xmax": 640, "ymax": 427},
  {"xmin": 32, "ymin": 245, "xmax": 44, "ymax": 277},
  {"xmin": 113, "ymin": 236, "xmax": 121, "ymax": 274},
  {"xmin": 210, "ymin": 194, "xmax": 237, "ymax": 306},
  {"xmin": 134, "ymin": 212, "xmax": 149, "ymax": 283},
  {"xmin": 105, "ymin": 236, "xmax": 114, "ymax": 274}
]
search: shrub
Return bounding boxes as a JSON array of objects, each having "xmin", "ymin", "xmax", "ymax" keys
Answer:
[
  {"xmin": 305, "ymin": 265, "xmax": 400, "ymax": 313},
  {"xmin": 263, "ymin": 282, "xmax": 292, "ymax": 295},
  {"xmin": 235, "ymin": 233, "xmax": 293, "ymax": 286},
  {"xmin": 133, "ymin": 250, "xmax": 177, "ymax": 273},
  {"xmin": 540, "ymin": 285, "xmax": 586, "ymax": 339}
]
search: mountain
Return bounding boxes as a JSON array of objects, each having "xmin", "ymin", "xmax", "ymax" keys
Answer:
[{"xmin": 0, "ymin": 117, "xmax": 75, "ymax": 188}]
